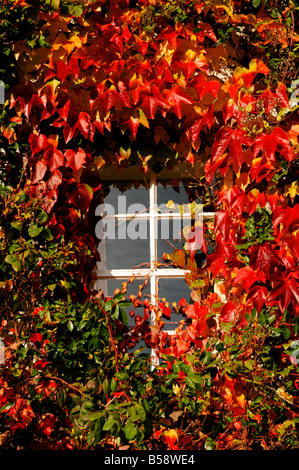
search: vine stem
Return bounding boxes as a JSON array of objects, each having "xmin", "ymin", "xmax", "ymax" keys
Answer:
[{"xmin": 97, "ymin": 300, "xmax": 119, "ymax": 372}]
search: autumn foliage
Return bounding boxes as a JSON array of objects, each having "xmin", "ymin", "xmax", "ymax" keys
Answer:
[{"xmin": 0, "ymin": 0, "xmax": 299, "ymax": 450}]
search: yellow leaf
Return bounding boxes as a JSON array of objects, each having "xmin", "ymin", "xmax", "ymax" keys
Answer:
[
  {"xmin": 284, "ymin": 181, "xmax": 299, "ymax": 202},
  {"xmin": 288, "ymin": 124, "xmax": 299, "ymax": 145},
  {"xmin": 236, "ymin": 393, "xmax": 246, "ymax": 409},
  {"xmin": 138, "ymin": 108, "xmax": 149, "ymax": 128},
  {"xmin": 171, "ymin": 249, "xmax": 186, "ymax": 268},
  {"xmin": 166, "ymin": 200, "xmax": 176, "ymax": 209},
  {"xmin": 215, "ymin": 4, "xmax": 233, "ymax": 17}
]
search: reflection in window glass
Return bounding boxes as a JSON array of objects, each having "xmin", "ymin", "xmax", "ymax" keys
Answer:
[
  {"xmin": 107, "ymin": 279, "xmax": 151, "ymax": 353},
  {"xmin": 104, "ymin": 220, "xmax": 150, "ymax": 270},
  {"xmin": 157, "ymin": 218, "xmax": 190, "ymax": 268},
  {"xmin": 157, "ymin": 180, "xmax": 199, "ymax": 207},
  {"xmin": 157, "ymin": 278, "xmax": 192, "ymax": 330},
  {"xmin": 103, "ymin": 183, "xmax": 149, "ymax": 214}
]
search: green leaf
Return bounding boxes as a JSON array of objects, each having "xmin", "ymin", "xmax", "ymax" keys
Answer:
[
  {"xmin": 244, "ymin": 359, "xmax": 254, "ymax": 370},
  {"xmin": 115, "ymin": 371, "xmax": 129, "ymax": 380},
  {"xmin": 188, "ymin": 373, "xmax": 203, "ymax": 384},
  {"xmin": 253, "ymin": 0, "xmax": 261, "ymax": 7},
  {"xmin": 86, "ymin": 411, "xmax": 105, "ymax": 421},
  {"xmin": 103, "ymin": 417, "xmax": 119, "ymax": 435},
  {"xmin": 185, "ymin": 377, "xmax": 195, "ymax": 389},
  {"xmin": 67, "ymin": 320, "xmax": 74, "ymax": 332},
  {"xmin": 4, "ymin": 254, "xmax": 21, "ymax": 272},
  {"xmin": 28, "ymin": 224, "xmax": 43, "ymax": 238},
  {"xmin": 11, "ymin": 221, "xmax": 22, "ymax": 231},
  {"xmin": 36, "ymin": 208, "xmax": 48, "ymax": 224},
  {"xmin": 119, "ymin": 308, "xmax": 128, "ymax": 326},
  {"xmin": 67, "ymin": 4, "xmax": 84, "ymax": 17},
  {"xmin": 204, "ymin": 437, "xmax": 215, "ymax": 450},
  {"xmin": 282, "ymin": 327, "xmax": 291, "ymax": 340},
  {"xmin": 128, "ymin": 403, "xmax": 146, "ymax": 422},
  {"xmin": 124, "ymin": 422, "xmax": 138, "ymax": 441}
]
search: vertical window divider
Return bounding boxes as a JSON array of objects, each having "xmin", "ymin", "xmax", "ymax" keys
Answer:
[{"xmin": 149, "ymin": 171, "xmax": 159, "ymax": 366}]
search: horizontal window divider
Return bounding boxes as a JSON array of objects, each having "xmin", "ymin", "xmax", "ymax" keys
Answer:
[
  {"xmin": 202, "ymin": 212, "xmax": 216, "ymax": 218},
  {"xmin": 102, "ymin": 213, "xmax": 150, "ymax": 219},
  {"xmin": 154, "ymin": 269, "xmax": 190, "ymax": 277},
  {"xmin": 96, "ymin": 268, "xmax": 190, "ymax": 279},
  {"xmin": 101, "ymin": 211, "xmax": 215, "ymax": 220},
  {"xmin": 97, "ymin": 269, "xmax": 152, "ymax": 278}
]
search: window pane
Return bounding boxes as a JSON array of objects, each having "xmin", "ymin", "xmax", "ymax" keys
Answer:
[
  {"xmin": 103, "ymin": 182, "xmax": 149, "ymax": 214},
  {"xmin": 157, "ymin": 278, "xmax": 191, "ymax": 330},
  {"xmin": 107, "ymin": 278, "xmax": 150, "ymax": 303},
  {"xmin": 102, "ymin": 220, "xmax": 150, "ymax": 270},
  {"xmin": 157, "ymin": 180, "xmax": 199, "ymax": 207},
  {"xmin": 157, "ymin": 218, "xmax": 190, "ymax": 268},
  {"xmin": 107, "ymin": 279, "xmax": 151, "ymax": 354}
]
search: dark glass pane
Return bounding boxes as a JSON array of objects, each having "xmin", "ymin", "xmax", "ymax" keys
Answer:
[
  {"xmin": 104, "ymin": 220, "xmax": 150, "ymax": 269},
  {"xmin": 157, "ymin": 278, "xmax": 191, "ymax": 330},
  {"xmin": 157, "ymin": 180, "xmax": 200, "ymax": 207},
  {"xmin": 107, "ymin": 278, "xmax": 150, "ymax": 304},
  {"xmin": 107, "ymin": 279, "xmax": 151, "ymax": 354},
  {"xmin": 156, "ymin": 218, "xmax": 191, "ymax": 268},
  {"xmin": 103, "ymin": 182, "xmax": 149, "ymax": 214}
]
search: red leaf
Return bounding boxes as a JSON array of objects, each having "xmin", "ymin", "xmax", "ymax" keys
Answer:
[
  {"xmin": 101, "ymin": 89, "xmax": 122, "ymax": 113},
  {"xmin": 249, "ymin": 244, "xmax": 285, "ymax": 277},
  {"xmin": 32, "ymin": 161, "xmax": 47, "ymax": 184},
  {"xmin": 163, "ymin": 85, "xmax": 194, "ymax": 119},
  {"xmin": 47, "ymin": 170, "xmax": 62, "ymax": 190},
  {"xmin": 220, "ymin": 302, "xmax": 237, "ymax": 323},
  {"xmin": 234, "ymin": 266, "xmax": 260, "ymax": 291},
  {"xmin": 194, "ymin": 77, "xmax": 220, "ymax": 100},
  {"xmin": 38, "ymin": 414, "xmax": 56, "ymax": 437},
  {"xmin": 223, "ymin": 99, "xmax": 246, "ymax": 124},
  {"xmin": 184, "ymin": 224, "xmax": 207, "ymax": 254},
  {"xmin": 49, "ymin": 150, "xmax": 64, "ymax": 172},
  {"xmin": 126, "ymin": 116, "xmax": 139, "ymax": 138},
  {"xmin": 273, "ymin": 204, "xmax": 299, "ymax": 231},
  {"xmin": 29, "ymin": 134, "xmax": 48, "ymax": 156},
  {"xmin": 75, "ymin": 112, "xmax": 95, "ymax": 141},
  {"xmin": 184, "ymin": 303, "xmax": 209, "ymax": 336},
  {"xmin": 205, "ymin": 128, "xmax": 252, "ymax": 183},
  {"xmin": 30, "ymin": 333, "xmax": 43, "ymax": 344},
  {"xmin": 78, "ymin": 183, "xmax": 93, "ymax": 211},
  {"xmin": 275, "ymin": 83, "xmax": 289, "ymax": 109},
  {"xmin": 65, "ymin": 148, "xmax": 87, "ymax": 172},
  {"xmin": 268, "ymin": 278, "xmax": 299, "ymax": 312},
  {"xmin": 253, "ymin": 127, "xmax": 293, "ymax": 161},
  {"xmin": 56, "ymin": 60, "xmax": 71, "ymax": 82},
  {"xmin": 42, "ymin": 189, "xmax": 58, "ymax": 213},
  {"xmin": 63, "ymin": 123, "xmax": 75, "ymax": 143},
  {"xmin": 141, "ymin": 85, "xmax": 169, "ymax": 119},
  {"xmin": 188, "ymin": 105, "xmax": 214, "ymax": 142},
  {"xmin": 118, "ymin": 81, "xmax": 131, "ymax": 108},
  {"xmin": 287, "ymin": 233, "xmax": 299, "ymax": 259},
  {"xmin": 233, "ymin": 59, "xmax": 269, "ymax": 88},
  {"xmin": 247, "ymin": 285, "xmax": 268, "ymax": 312},
  {"xmin": 214, "ymin": 210, "xmax": 232, "ymax": 239},
  {"xmin": 57, "ymin": 99, "xmax": 70, "ymax": 120}
]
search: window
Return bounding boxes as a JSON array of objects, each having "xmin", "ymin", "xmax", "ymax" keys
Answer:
[{"xmin": 95, "ymin": 164, "xmax": 215, "ymax": 361}]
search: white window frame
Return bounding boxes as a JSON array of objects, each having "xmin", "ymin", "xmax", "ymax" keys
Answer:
[{"xmin": 95, "ymin": 165, "xmax": 215, "ymax": 363}]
